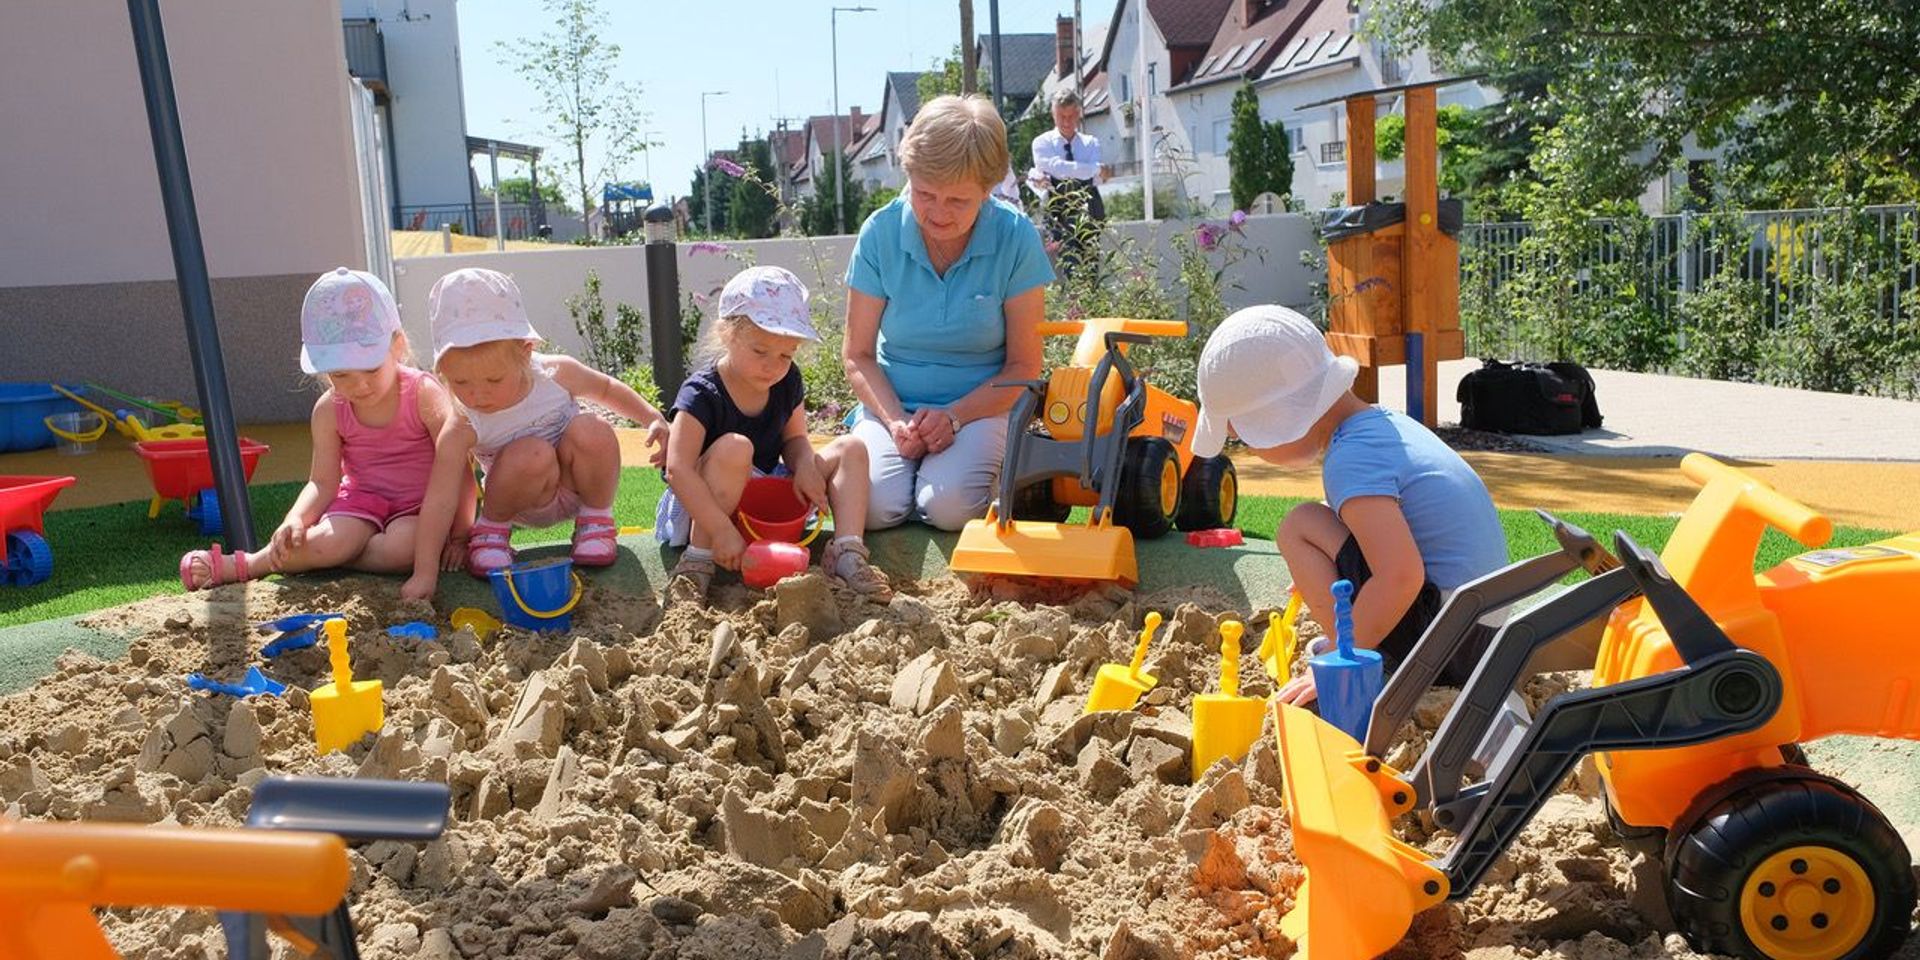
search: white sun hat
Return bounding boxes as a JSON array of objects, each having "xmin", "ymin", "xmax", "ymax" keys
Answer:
[
  {"xmin": 427, "ymin": 267, "xmax": 542, "ymax": 365},
  {"xmin": 1190, "ymin": 304, "xmax": 1358, "ymax": 457}
]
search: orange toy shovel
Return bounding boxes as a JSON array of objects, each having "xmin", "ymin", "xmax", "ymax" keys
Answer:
[
  {"xmin": 310, "ymin": 619, "xmax": 383, "ymax": 755},
  {"xmin": 1084, "ymin": 611, "xmax": 1163, "ymax": 713}
]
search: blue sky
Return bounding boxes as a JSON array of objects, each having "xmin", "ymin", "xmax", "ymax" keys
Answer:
[{"xmin": 457, "ymin": 0, "xmax": 1118, "ymax": 204}]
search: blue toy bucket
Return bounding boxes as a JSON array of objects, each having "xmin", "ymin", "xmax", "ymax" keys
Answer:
[
  {"xmin": 488, "ymin": 558, "xmax": 582, "ymax": 632},
  {"xmin": 1308, "ymin": 578, "xmax": 1385, "ymax": 742}
]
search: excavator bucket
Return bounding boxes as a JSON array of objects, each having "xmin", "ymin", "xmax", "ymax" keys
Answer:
[
  {"xmin": 1272, "ymin": 702, "xmax": 1447, "ymax": 959},
  {"xmin": 949, "ymin": 510, "xmax": 1138, "ymax": 586}
]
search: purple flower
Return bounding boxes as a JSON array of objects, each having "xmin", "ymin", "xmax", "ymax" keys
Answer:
[
  {"xmin": 1229, "ymin": 209, "xmax": 1249, "ymax": 230},
  {"xmin": 689, "ymin": 241, "xmax": 731, "ymax": 256},
  {"xmin": 692, "ymin": 291, "xmax": 711, "ymax": 304},
  {"xmin": 710, "ymin": 157, "xmax": 747, "ymax": 178},
  {"xmin": 1194, "ymin": 222, "xmax": 1227, "ymax": 252}
]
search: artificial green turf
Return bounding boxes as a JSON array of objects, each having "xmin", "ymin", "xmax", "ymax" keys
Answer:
[{"xmin": 0, "ymin": 469, "xmax": 1894, "ymax": 629}]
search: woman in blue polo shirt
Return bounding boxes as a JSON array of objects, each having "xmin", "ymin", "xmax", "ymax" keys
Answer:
[{"xmin": 843, "ymin": 94, "xmax": 1055, "ymax": 530}]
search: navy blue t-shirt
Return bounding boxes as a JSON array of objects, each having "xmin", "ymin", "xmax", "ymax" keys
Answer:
[{"xmin": 671, "ymin": 365, "xmax": 805, "ymax": 474}]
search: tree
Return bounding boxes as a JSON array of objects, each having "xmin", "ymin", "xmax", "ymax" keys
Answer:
[
  {"xmin": 496, "ymin": 0, "xmax": 648, "ymax": 222},
  {"xmin": 919, "ymin": 45, "xmax": 993, "ymax": 103},
  {"xmin": 1226, "ymin": 82, "xmax": 1294, "ymax": 210},
  {"xmin": 484, "ymin": 176, "xmax": 567, "ymax": 208},
  {"xmin": 1371, "ymin": 0, "xmax": 1920, "ymax": 206},
  {"xmin": 729, "ymin": 139, "xmax": 779, "ymax": 239},
  {"xmin": 687, "ymin": 163, "xmax": 737, "ymax": 236},
  {"xmin": 800, "ymin": 158, "xmax": 866, "ymax": 236}
]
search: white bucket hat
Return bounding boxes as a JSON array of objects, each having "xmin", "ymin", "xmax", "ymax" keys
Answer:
[
  {"xmin": 1190, "ymin": 305, "xmax": 1358, "ymax": 457},
  {"xmin": 299, "ymin": 267, "xmax": 401, "ymax": 374},
  {"xmin": 428, "ymin": 267, "xmax": 542, "ymax": 365},
  {"xmin": 718, "ymin": 266, "xmax": 820, "ymax": 342}
]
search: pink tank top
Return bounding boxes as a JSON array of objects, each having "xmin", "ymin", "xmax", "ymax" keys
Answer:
[{"xmin": 335, "ymin": 366, "xmax": 436, "ymax": 509}]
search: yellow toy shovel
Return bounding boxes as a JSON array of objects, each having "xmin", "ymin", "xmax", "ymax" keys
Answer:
[
  {"xmin": 1191, "ymin": 620, "xmax": 1267, "ymax": 781},
  {"xmin": 450, "ymin": 607, "xmax": 502, "ymax": 642},
  {"xmin": 310, "ymin": 619, "xmax": 383, "ymax": 755},
  {"xmin": 1083, "ymin": 611, "xmax": 1163, "ymax": 713},
  {"xmin": 1256, "ymin": 590, "xmax": 1304, "ymax": 682}
]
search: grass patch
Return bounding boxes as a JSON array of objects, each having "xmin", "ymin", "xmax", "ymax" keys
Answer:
[{"xmin": 0, "ymin": 468, "xmax": 1891, "ymax": 629}]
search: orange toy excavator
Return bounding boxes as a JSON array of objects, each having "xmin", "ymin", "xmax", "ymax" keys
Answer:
[{"xmin": 1271, "ymin": 454, "xmax": 1919, "ymax": 960}]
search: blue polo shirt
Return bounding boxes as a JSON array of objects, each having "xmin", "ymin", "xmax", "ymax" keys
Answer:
[{"xmin": 846, "ymin": 195, "xmax": 1054, "ymax": 411}]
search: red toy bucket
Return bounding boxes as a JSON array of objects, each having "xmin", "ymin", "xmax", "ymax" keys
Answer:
[{"xmin": 734, "ymin": 477, "xmax": 823, "ymax": 545}]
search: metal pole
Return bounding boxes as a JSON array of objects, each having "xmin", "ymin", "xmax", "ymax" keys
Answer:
[
  {"xmin": 989, "ymin": 0, "xmax": 1005, "ymax": 116},
  {"xmin": 702, "ymin": 97, "xmax": 712, "ymax": 234},
  {"xmin": 831, "ymin": 9, "xmax": 843, "ymax": 235},
  {"xmin": 1073, "ymin": 0, "xmax": 1084, "ymax": 94},
  {"xmin": 489, "ymin": 141, "xmax": 504, "ymax": 250},
  {"xmin": 1139, "ymin": 25, "xmax": 1154, "ymax": 221},
  {"xmin": 125, "ymin": 0, "xmax": 256, "ymax": 551}
]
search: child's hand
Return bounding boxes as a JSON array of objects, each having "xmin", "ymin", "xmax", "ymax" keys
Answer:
[
  {"xmin": 793, "ymin": 456, "xmax": 829, "ymax": 512},
  {"xmin": 272, "ymin": 518, "xmax": 308, "ymax": 554},
  {"xmin": 1275, "ymin": 673, "xmax": 1318, "ymax": 706},
  {"xmin": 645, "ymin": 419, "xmax": 670, "ymax": 468},
  {"xmin": 711, "ymin": 527, "xmax": 748, "ymax": 571},
  {"xmin": 401, "ymin": 571, "xmax": 439, "ymax": 603},
  {"xmin": 441, "ymin": 534, "xmax": 468, "ymax": 572}
]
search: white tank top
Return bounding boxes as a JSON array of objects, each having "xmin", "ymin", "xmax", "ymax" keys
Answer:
[{"xmin": 465, "ymin": 353, "xmax": 578, "ymax": 471}]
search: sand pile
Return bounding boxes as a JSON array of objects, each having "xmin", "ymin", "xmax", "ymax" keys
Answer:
[{"xmin": 1, "ymin": 572, "xmax": 1720, "ymax": 959}]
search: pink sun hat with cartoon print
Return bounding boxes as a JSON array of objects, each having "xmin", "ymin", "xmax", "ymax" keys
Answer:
[
  {"xmin": 299, "ymin": 267, "xmax": 403, "ymax": 374},
  {"xmin": 718, "ymin": 266, "xmax": 820, "ymax": 342}
]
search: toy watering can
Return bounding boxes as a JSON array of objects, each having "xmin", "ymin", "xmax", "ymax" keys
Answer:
[
  {"xmin": 1191, "ymin": 620, "xmax": 1267, "ymax": 781},
  {"xmin": 1309, "ymin": 579, "xmax": 1384, "ymax": 742},
  {"xmin": 735, "ymin": 476, "xmax": 827, "ymax": 589},
  {"xmin": 488, "ymin": 557, "xmax": 583, "ymax": 631},
  {"xmin": 1084, "ymin": 611, "xmax": 1161, "ymax": 713},
  {"xmin": 310, "ymin": 619, "xmax": 383, "ymax": 755}
]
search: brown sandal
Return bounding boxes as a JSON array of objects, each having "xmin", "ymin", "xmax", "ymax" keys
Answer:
[
  {"xmin": 823, "ymin": 538, "xmax": 893, "ymax": 601},
  {"xmin": 666, "ymin": 551, "xmax": 717, "ymax": 604}
]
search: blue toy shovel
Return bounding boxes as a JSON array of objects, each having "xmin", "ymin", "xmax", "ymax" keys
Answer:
[
  {"xmin": 256, "ymin": 612, "xmax": 345, "ymax": 658},
  {"xmin": 186, "ymin": 666, "xmax": 287, "ymax": 699},
  {"xmin": 386, "ymin": 621, "xmax": 439, "ymax": 642},
  {"xmin": 1308, "ymin": 579, "xmax": 1384, "ymax": 742}
]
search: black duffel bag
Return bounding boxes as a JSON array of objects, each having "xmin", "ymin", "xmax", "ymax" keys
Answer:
[{"xmin": 1457, "ymin": 359, "xmax": 1603, "ymax": 435}]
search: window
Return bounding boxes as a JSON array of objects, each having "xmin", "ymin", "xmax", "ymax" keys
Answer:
[
  {"xmin": 1321, "ymin": 140, "xmax": 1346, "ymax": 164},
  {"xmin": 1213, "ymin": 46, "xmax": 1241, "ymax": 74},
  {"xmin": 1198, "ymin": 56, "xmax": 1218, "ymax": 76},
  {"xmin": 1325, "ymin": 34, "xmax": 1354, "ymax": 59},
  {"xmin": 1211, "ymin": 117, "xmax": 1232, "ymax": 154},
  {"xmin": 1299, "ymin": 31, "xmax": 1334, "ymax": 64},
  {"xmin": 1228, "ymin": 38, "xmax": 1264, "ymax": 70},
  {"xmin": 1119, "ymin": 73, "xmax": 1131, "ymax": 103},
  {"xmin": 1287, "ymin": 126, "xmax": 1305, "ymax": 153},
  {"xmin": 1275, "ymin": 36, "xmax": 1306, "ymax": 69},
  {"xmin": 1374, "ymin": 41, "xmax": 1404, "ymax": 82}
]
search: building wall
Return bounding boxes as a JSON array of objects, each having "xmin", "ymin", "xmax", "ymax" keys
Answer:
[
  {"xmin": 0, "ymin": 0, "xmax": 370, "ymax": 422},
  {"xmin": 342, "ymin": 0, "xmax": 471, "ymax": 211}
]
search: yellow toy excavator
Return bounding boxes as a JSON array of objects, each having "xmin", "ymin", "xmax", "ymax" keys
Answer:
[
  {"xmin": 950, "ymin": 318, "xmax": 1238, "ymax": 586},
  {"xmin": 1271, "ymin": 454, "xmax": 1919, "ymax": 960}
]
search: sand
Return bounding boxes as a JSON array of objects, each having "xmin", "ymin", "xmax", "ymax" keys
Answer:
[{"xmin": 0, "ymin": 571, "xmax": 1778, "ymax": 959}]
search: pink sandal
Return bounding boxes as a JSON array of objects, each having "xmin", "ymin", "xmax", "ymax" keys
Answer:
[
  {"xmin": 466, "ymin": 520, "xmax": 514, "ymax": 578},
  {"xmin": 571, "ymin": 517, "xmax": 619, "ymax": 567},
  {"xmin": 179, "ymin": 543, "xmax": 248, "ymax": 592}
]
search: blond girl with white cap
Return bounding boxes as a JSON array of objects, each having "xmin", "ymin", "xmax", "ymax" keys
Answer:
[{"xmin": 402, "ymin": 268, "xmax": 668, "ymax": 601}]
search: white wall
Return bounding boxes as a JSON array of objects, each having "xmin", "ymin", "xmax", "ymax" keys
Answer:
[
  {"xmin": 1, "ymin": 0, "xmax": 367, "ymax": 286},
  {"xmin": 389, "ymin": 212, "xmax": 1321, "ymax": 361},
  {"xmin": 343, "ymin": 0, "xmax": 471, "ymax": 210}
]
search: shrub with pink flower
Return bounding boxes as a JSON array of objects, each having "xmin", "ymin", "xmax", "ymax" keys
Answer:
[
  {"xmin": 689, "ymin": 241, "xmax": 731, "ymax": 256},
  {"xmin": 709, "ymin": 157, "xmax": 747, "ymax": 178}
]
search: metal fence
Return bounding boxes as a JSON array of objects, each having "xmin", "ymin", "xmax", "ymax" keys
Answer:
[
  {"xmin": 1459, "ymin": 205, "xmax": 1920, "ymax": 371},
  {"xmin": 393, "ymin": 202, "xmax": 551, "ymax": 241}
]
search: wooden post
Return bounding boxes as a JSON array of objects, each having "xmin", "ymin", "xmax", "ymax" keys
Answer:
[
  {"xmin": 1402, "ymin": 86, "xmax": 1440, "ymax": 426},
  {"xmin": 1344, "ymin": 95, "xmax": 1376, "ymax": 206}
]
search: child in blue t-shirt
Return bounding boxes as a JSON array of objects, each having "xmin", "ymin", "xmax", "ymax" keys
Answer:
[
  {"xmin": 657, "ymin": 266, "xmax": 891, "ymax": 603},
  {"xmin": 1190, "ymin": 306, "xmax": 1508, "ymax": 701}
]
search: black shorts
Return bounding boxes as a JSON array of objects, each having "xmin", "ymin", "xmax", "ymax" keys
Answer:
[{"xmin": 1333, "ymin": 536, "xmax": 1487, "ymax": 687}]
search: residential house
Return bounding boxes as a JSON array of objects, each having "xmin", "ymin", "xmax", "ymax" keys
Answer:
[
  {"xmin": 852, "ymin": 73, "xmax": 923, "ymax": 194},
  {"xmin": 977, "ymin": 33, "xmax": 1057, "ymax": 118},
  {"xmin": 791, "ymin": 107, "xmax": 865, "ymax": 203}
]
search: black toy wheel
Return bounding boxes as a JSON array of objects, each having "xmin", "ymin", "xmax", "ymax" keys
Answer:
[
  {"xmin": 1175, "ymin": 454, "xmax": 1238, "ymax": 531},
  {"xmin": 1666, "ymin": 775, "xmax": 1914, "ymax": 960},
  {"xmin": 1115, "ymin": 437, "xmax": 1179, "ymax": 539},
  {"xmin": 1010, "ymin": 481, "xmax": 1071, "ymax": 523}
]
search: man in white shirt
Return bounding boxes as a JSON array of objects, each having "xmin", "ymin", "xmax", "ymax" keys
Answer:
[{"xmin": 1031, "ymin": 89, "xmax": 1110, "ymax": 272}]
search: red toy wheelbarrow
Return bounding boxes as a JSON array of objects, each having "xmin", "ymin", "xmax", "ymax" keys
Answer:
[
  {"xmin": 0, "ymin": 475, "xmax": 74, "ymax": 587},
  {"xmin": 133, "ymin": 437, "xmax": 269, "ymax": 537}
]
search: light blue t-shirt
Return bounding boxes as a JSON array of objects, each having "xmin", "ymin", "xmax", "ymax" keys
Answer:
[
  {"xmin": 846, "ymin": 195, "xmax": 1055, "ymax": 411},
  {"xmin": 1322, "ymin": 407, "xmax": 1507, "ymax": 591}
]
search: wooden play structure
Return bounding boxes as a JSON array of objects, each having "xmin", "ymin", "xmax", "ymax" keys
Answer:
[{"xmin": 1302, "ymin": 78, "xmax": 1475, "ymax": 426}]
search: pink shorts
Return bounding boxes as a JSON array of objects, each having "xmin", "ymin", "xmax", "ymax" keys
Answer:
[
  {"xmin": 511, "ymin": 486, "xmax": 583, "ymax": 528},
  {"xmin": 324, "ymin": 488, "xmax": 422, "ymax": 531}
]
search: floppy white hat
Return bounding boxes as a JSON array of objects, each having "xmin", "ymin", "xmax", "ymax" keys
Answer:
[
  {"xmin": 427, "ymin": 268, "xmax": 542, "ymax": 365},
  {"xmin": 718, "ymin": 265, "xmax": 820, "ymax": 342},
  {"xmin": 1190, "ymin": 305, "xmax": 1359, "ymax": 457}
]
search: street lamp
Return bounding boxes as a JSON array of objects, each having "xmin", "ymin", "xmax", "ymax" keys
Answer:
[
  {"xmin": 830, "ymin": 5, "xmax": 875, "ymax": 235},
  {"xmin": 701, "ymin": 90, "xmax": 728, "ymax": 235}
]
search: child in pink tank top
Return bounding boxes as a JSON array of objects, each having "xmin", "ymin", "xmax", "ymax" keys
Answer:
[{"xmin": 179, "ymin": 268, "xmax": 472, "ymax": 590}]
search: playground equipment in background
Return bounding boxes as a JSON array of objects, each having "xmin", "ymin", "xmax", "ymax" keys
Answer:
[
  {"xmin": 0, "ymin": 476, "xmax": 74, "ymax": 587},
  {"xmin": 1270, "ymin": 455, "xmax": 1919, "ymax": 960},
  {"xmin": 1191, "ymin": 620, "xmax": 1265, "ymax": 781},
  {"xmin": 1084, "ymin": 611, "xmax": 1163, "ymax": 714},
  {"xmin": 489, "ymin": 557, "xmax": 583, "ymax": 632},
  {"xmin": 951, "ymin": 318, "xmax": 1238, "ymax": 587},
  {"xmin": 49, "ymin": 383, "xmax": 203, "ymax": 442},
  {"xmin": 132, "ymin": 435, "xmax": 269, "ymax": 536},
  {"xmin": 310, "ymin": 619, "xmax": 383, "ymax": 755},
  {"xmin": 0, "ymin": 383, "xmax": 84, "ymax": 453},
  {"xmin": 735, "ymin": 476, "xmax": 827, "ymax": 589},
  {"xmin": 1306, "ymin": 579, "xmax": 1385, "ymax": 742}
]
